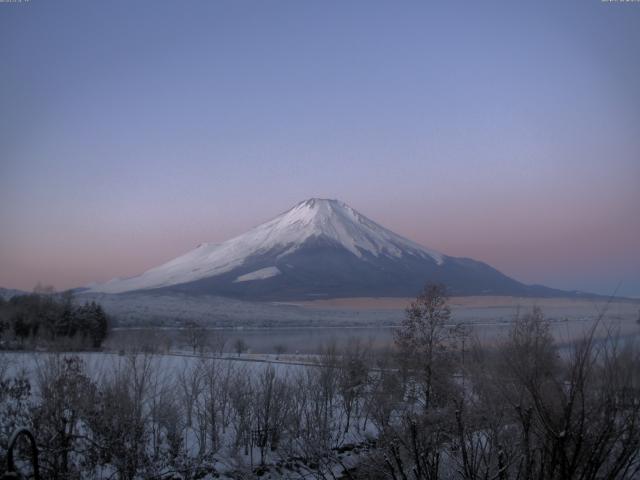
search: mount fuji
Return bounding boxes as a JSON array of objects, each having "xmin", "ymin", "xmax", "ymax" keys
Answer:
[{"xmin": 87, "ymin": 198, "xmax": 568, "ymax": 300}]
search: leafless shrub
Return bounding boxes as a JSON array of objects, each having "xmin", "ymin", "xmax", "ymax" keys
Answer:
[
  {"xmin": 229, "ymin": 365, "xmax": 253, "ymax": 456},
  {"xmin": 234, "ymin": 338, "xmax": 248, "ymax": 356},
  {"xmin": 31, "ymin": 355, "xmax": 97, "ymax": 479}
]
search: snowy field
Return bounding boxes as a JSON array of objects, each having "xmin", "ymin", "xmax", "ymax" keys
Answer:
[
  {"xmin": 81, "ymin": 291, "xmax": 639, "ymax": 327},
  {"xmin": 0, "ymin": 349, "xmax": 379, "ymax": 479},
  {"xmin": 1, "ymin": 351, "xmax": 305, "ymax": 382}
]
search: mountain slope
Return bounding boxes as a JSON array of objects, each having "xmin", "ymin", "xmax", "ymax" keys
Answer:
[
  {"xmin": 0, "ymin": 287, "xmax": 27, "ymax": 301},
  {"xmin": 88, "ymin": 198, "xmax": 569, "ymax": 299}
]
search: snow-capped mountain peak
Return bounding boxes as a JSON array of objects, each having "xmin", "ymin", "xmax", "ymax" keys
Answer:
[
  {"xmin": 88, "ymin": 198, "xmax": 444, "ymax": 294},
  {"xmin": 264, "ymin": 198, "xmax": 443, "ymax": 262}
]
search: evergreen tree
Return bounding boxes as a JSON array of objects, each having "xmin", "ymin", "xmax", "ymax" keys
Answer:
[
  {"xmin": 12, "ymin": 312, "xmax": 30, "ymax": 343},
  {"xmin": 89, "ymin": 302, "xmax": 109, "ymax": 348}
]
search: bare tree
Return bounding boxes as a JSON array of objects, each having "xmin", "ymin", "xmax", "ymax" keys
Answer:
[
  {"xmin": 183, "ymin": 321, "xmax": 207, "ymax": 354},
  {"xmin": 229, "ymin": 366, "xmax": 253, "ymax": 455},
  {"xmin": 207, "ymin": 329, "xmax": 229, "ymax": 356},
  {"xmin": 274, "ymin": 344, "xmax": 287, "ymax": 359},
  {"xmin": 32, "ymin": 355, "xmax": 97, "ymax": 479},
  {"xmin": 192, "ymin": 357, "xmax": 235, "ymax": 459},
  {"xmin": 448, "ymin": 308, "xmax": 640, "ymax": 480},
  {"xmin": 86, "ymin": 353, "xmax": 156, "ymax": 479},
  {"xmin": 337, "ymin": 338, "xmax": 370, "ymax": 434},
  {"xmin": 177, "ymin": 359, "xmax": 203, "ymax": 457},
  {"xmin": 234, "ymin": 338, "xmax": 248, "ymax": 357},
  {"xmin": 394, "ymin": 283, "xmax": 459, "ymax": 411},
  {"xmin": 498, "ymin": 312, "xmax": 640, "ymax": 480},
  {"xmin": 252, "ymin": 365, "xmax": 291, "ymax": 464}
]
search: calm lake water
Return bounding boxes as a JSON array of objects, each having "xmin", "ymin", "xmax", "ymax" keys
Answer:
[{"xmin": 108, "ymin": 313, "xmax": 640, "ymax": 354}]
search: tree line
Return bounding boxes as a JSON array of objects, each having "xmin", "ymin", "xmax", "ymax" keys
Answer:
[{"xmin": 0, "ymin": 292, "xmax": 109, "ymax": 349}]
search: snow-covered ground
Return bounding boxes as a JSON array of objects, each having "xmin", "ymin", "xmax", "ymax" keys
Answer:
[
  {"xmin": 1, "ymin": 351, "xmax": 305, "ymax": 385},
  {"xmin": 0, "ymin": 350, "xmax": 379, "ymax": 479},
  {"xmin": 78, "ymin": 291, "xmax": 405, "ymax": 327},
  {"xmin": 78, "ymin": 289, "xmax": 640, "ymax": 330}
]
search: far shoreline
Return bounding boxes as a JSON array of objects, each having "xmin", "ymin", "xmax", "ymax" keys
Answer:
[{"xmin": 283, "ymin": 295, "xmax": 640, "ymax": 311}]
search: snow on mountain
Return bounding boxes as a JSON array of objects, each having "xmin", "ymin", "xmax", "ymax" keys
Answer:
[
  {"xmin": 234, "ymin": 267, "xmax": 281, "ymax": 283},
  {"xmin": 88, "ymin": 198, "xmax": 444, "ymax": 294},
  {"xmin": 0, "ymin": 287, "xmax": 27, "ymax": 300}
]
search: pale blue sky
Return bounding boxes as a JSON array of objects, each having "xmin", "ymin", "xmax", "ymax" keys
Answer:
[{"xmin": 1, "ymin": 0, "xmax": 639, "ymax": 296}]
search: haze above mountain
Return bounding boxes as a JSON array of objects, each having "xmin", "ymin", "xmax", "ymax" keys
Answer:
[{"xmin": 86, "ymin": 198, "xmax": 579, "ymax": 300}]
